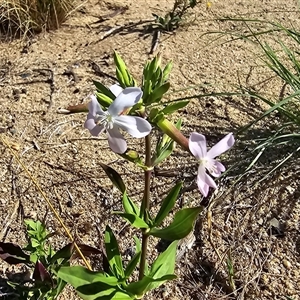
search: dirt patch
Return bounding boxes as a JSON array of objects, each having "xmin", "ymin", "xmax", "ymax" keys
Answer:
[{"xmin": 1, "ymin": 0, "xmax": 300, "ymax": 299}]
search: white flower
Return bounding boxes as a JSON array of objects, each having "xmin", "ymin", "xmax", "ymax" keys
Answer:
[
  {"xmin": 84, "ymin": 85, "xmax": 152, "ymax": 153},
  {"xmin": 189, "ymin": 132, "xmax": 235, "ymax": 197}
]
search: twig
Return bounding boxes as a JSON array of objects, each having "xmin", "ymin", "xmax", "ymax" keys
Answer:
[{"xmin": 149, "ymin": 30, "xmax": 161, "ymax": 54}]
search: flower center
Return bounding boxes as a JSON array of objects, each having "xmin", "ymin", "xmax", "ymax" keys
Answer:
[
  {"xmin": 95, "ymin": 112, "xmax": 114, "ymax": 130},
  {"xmin": 199, "ymin": 157, "xmax": 217, "ymax": 174}
]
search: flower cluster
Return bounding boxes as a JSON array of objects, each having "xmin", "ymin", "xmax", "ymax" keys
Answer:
[
  {"xmin": 84, "ymin": 85, "xmax": 151, "ymax": 154},
  {"xmin": 84, "ymin": 85, "xmax": 235, "ymax": 197}
]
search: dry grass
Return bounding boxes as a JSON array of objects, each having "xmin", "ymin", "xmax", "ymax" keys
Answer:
[{"xmin": 0, "ymin": 0, "xmax": 78, "ymax": 38}]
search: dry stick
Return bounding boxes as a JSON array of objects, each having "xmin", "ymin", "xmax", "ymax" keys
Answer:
[
  {"xmin": 0, "ymin": 135, "xmax": 92, "ymax": 271},
  {"xmin": 139, "ymin": 134, "xmax": 152, "ymax": 280},
  {"xmin": 149, "ymin": 30, "xmax": 161, "ymax": 54}
]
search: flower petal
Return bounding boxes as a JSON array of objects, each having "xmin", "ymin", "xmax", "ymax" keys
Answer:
[
  {"xmin": 108, "ymin": 87, "xmax": 143, "ymax": 116},
  {"xmin": 107, "ymin": 127, "xmax": 127, "ymax": 153},
  {"xmin": 197, "ymin": 165, "xmax": 217, "ymax": 197},
  {"xmin": 189, "ymin": 133, "xmax": 207, "ymax": 160},
  {"xmin": 90, "ymin": 124, "xmax": 104, "ymax": 136},
  {"xmin": 207, "ymin": 159, "xmax": 225, "ymax": 177},
  {"xmin": 88, "ymin": 95, "xmax": 103, "ymax": 116},
  {"xmin": 114, "ymin": 115, "xmax": 151, "ymax": 138},
  {"xmin": 109, "ymin": 84, "xmax": 123, "ymax": 97},
  {"xmin": 84, "ymin": 114, "xmax": 96, "ymax": 130},
  {"xmin": 207, "ymin": 133, "xmax": 235, "ymax": 159}
]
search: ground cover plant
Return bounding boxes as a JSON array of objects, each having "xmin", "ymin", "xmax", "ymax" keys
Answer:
[{"xmin": 0, "ymin": 0, "xmax": 300, "ymax": 299}]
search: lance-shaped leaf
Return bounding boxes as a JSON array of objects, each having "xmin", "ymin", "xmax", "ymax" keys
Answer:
[
  {"xmin": 125, "ymin": 274, "xmax": 176, "ymax": 296},
  {"xmin": 161, "ymin": 100, "xmax": 189, "ymax": 115},
  {"xmin": 147, "ymin": 240, "xmax": 178, "ymax": 291},
  {"xmin": 93, "ymin": 80, "xmax": 116, "ymax": 100},
  {"xmin": 122, "ymin": 192, "xmax": 140, "ymax": 216},
  {"xmin": 99, "ymin": 163, "xmax": 126, "ymax": 194},
  {"xmin": 0, "ymin": 242, "xmax": 30, "ymax": 264},
  {"xmin": 58, "ymin": 266, "xmax": 118, "ymax": 287},
  {"xmin": 114, "ymin": 213, "xmax": 149, "ymax": 229},
  {"xmin": 149, "ymin": 207, "xmax": 202, "ymax": 240},
  {"xmin": 161, "ymin": 60, "xmax": 173, "ymax": 83},
  {"xmin": 114, "ymin": 52, "xmax": 131, "ymax": 87},
  {"xmin": 150, "ymin": 82, "xmax": 170, "ymax": 103},
  {"xmin": 142, "ymin": 80, "xmax": 153, "ymax": 104},
  {"xmin": 123, "ymin": 236, "xmax": 145, "ymax": 278},
  {"xmin": 116, "ymin": 67, "xmax": 127, "ymax": 88},
  {"xmin": 57, "ymin": 266, "xmax": 129, "ymax": 300},
  {"xmin": 96, "ymin": 92, "xmax": 114, "ymax": 108},
  {"xmin": 154, "ymin": 182, "xmax": 182, "ymax": 226},
  {"xmin": 147, "ymin": 55, "xmax": 161, "ymax": 80},
  {"xmin": 152, "ymin": 66, "xmax": 162, "ymax": 86},
  {"xmin": 105, "ymin": 226, "xmax": 124, "ymax": 279},
  {"xmin": 124, "ymin": 248, "xmax": 141, "ymax": 279}
]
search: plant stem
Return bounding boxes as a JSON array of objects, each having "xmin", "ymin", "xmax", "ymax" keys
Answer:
[{"xmin": 139, "ymin": 134, "xmax": 152, "ymax": 280}]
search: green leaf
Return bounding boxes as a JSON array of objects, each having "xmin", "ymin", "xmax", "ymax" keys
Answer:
[
  {"xmin": 153, "ymin": 142, "xmax": 175, "ymax": 166},
  {"xmin": 161, "ymin": 100, "xmax": 189, "ymax": 115},
  {"xmin": 58, "ymin": 266, "xmax": 118, "ymax": 287},
  {"xmin": 149, "ymin": 207, "xmax": 202, "ymax": 240},
  {"xmin": 58, "ymin": 266, "xmax": 130, "ymax": 300},
  {"xmin": 147, "ymin": 55, "xmax": 160, "ymax": 79},
  {"xmin": 147, "ymin": 241, "xmax": 178, "ymax": 290},
  {"xmin": 114, "ymin": 213, "xmax": 149, "ymax": 229},
  {"xmin": 77, "ymin": 284, "xmax": 126, "ymax": 299},
  {"xmin": 133, "ymin": 236, "xmax": 141, "ymax": 253},
  {"xmin": 116, "ymin": 67, "xmax": 126, "ymax": 88},
  {"xmin": 154, "ymin": 182, "xmax": 182, "ymax": 226},
  {"xmin": 124, "ymin": 236, "xmax": 142, "ymax": 278},
  {"xmin": 148, "ymin": 108, "xmax": 160, "ymax": 121},
  {"xmin": 96, "ymin": 92, "xmax": 114, "ymax": 108},
  {"xmin": 152, "ymin": 67, "xmax": 162, "ymax": 85},
  {"xmin": 122, "ymin": 193, "xmax": 140, "ymax": 216},
  {"xmin": 54, "ymin": 278, "xmax": 67, "ymax": 298},
  {"xmin": 93, "ymin": 81, "xmax": 116, "ymax": 99},
  {"xmin": 125, "ymin": 274, "xmax": 176, "ymax": 296},
  {"xmin": 105, "ymin": 226, "xmax": 124, "ymax": 279},
  {"xmin": 124, "ymin": 251, "xmax": 141, "ymax": 279},
  {"xmin": 78, "ymin": 289, "xmax": 133, "ymax": 300},
  {"xmin": 150, "ymin": 82, "xmax": 170, "ymax": 103},
  {"xmin": 114, "ymin": 52, "xmax": 130, "ymax": 87},
  {"xmin": 162, "ymin": 61, "xmax": 173, "ymax": 83},
  {"xmin": 142, "ymin": 80, "xmax": 153, "ymax": 104},
  {"xmin": 99, "ymin": 163, "xmax": 126, "ymax": 194}
]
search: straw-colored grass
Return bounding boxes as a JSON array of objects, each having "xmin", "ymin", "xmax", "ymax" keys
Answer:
[{"xmin": 0, "ymin": 0, "xmax": 78, "ymax": 38}]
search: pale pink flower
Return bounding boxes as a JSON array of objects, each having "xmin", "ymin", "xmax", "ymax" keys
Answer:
[
  {"xmin": 84, "ymin": 85, "xmax": 152, "ymax": 154},
  {"xmin": 189, "ymin": 132, "xmax": 235, "ymax": 197}
]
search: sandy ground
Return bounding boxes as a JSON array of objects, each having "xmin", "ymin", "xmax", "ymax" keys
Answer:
[{"xmin": 0, "ymin": 0, "xmax": 300, "ymax": 299}]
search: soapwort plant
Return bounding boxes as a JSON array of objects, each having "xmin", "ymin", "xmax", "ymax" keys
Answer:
[{"xmin": 57, "ymin": 52, "xmax": 234, "ymax": 299}]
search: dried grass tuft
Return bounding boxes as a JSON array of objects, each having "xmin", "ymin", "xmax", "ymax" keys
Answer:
[{"xmin": 0, "ymin": 0, "xmax": 78, "ymax": 39}]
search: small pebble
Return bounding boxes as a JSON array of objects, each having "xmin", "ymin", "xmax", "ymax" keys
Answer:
[{"xmin": 283, "ymin": 259, "xmax": 291, "ymax": 269}]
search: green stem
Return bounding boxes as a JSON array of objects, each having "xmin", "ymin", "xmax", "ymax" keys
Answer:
[{"xmin": 139, "ymin": 134, "xmax": 152, "ymax": 280}]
